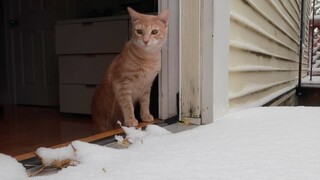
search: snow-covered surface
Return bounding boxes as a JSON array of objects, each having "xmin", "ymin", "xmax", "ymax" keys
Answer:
[
  {"xmin": 302, "ymin": 75, "xmax": 320, "ymax": 87},
  {"xmin": 313, "ymin": 52, "xmax": 320, "ymax": 62},
  {"xmin": 302, "ymin": 75, "xmax": 320, "ymax": 83},
  {"xmin": 314, "ymin": 60, "xmax": 320, "ymax": 68},
  {"xmin": 313, "ymin": 43, "xmax": 320, "ymax": 54},
  {"xmin": 115, "ymin": 121, "xmax": 171, "ymax": 144},
  {"xmin": 35, "ymin": 145, "xmax": 77, "ymax": 167},
  {"xmin": 1, "ymin": 107, "xmax": 320, "ymax": 179},
  {"xmin": 116, "ymin": 121, "xmax": 147, "ymax": 144},
  {"xmin": 0, "ymin": 154, "xmax": 28, "ymax": 180}
]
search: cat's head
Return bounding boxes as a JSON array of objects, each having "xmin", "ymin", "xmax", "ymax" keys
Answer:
[{"xmin": 128, "ymin": 7, "xmax": 169, "ymax": 50}]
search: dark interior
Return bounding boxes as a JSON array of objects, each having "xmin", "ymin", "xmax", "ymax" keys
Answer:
[
  {"xmin": 0, "ymin": 0, "xmax": 158, "ymax": 156},
  {"xmin": 298, "ymin": 87, "xmax": 320, "ymax": 106}
]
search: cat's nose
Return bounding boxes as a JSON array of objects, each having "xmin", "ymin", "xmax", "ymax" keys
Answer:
[{"xmin": 143, "ymin": 40, "xmax": 149, "ymax": 45}]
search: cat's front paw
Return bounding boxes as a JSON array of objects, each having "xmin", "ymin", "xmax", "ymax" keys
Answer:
[
  {"xmin": 141, "ymin": 114, "xmax": 154, "ymax": 122},
  {"xmin": 125, "ymin": 118, "xmax": 139, "ymax": 127}
]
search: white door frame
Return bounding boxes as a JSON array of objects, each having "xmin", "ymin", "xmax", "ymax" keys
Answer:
[
  {"xmin": 211, "ymin": 0, "xmax": 230, "ymax": 121},
  {"xmin": 179, "ymin": 0, "xmax": 230, "ymax": 124},
  {"xmin": 158, "ymin": 0, "xmax": 180, "ymax": 120}
]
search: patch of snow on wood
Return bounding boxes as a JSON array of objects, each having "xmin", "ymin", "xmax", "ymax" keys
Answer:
[{"xmin": 35, "ymin": 145, "xmax": 78, "ymax": 167}]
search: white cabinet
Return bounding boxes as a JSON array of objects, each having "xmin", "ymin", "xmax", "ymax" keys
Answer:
[{"xmin": 56, "ymin": 17, "xmax": 129, "ymax": 114}]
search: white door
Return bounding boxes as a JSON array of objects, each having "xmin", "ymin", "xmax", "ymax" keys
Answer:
[{"xmin": 5, "ymin": 0, "xmax": 59, "ymax": 106}]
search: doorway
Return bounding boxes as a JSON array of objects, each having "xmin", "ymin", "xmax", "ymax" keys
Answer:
[
  {"xmin": 3, "ymin": 0, "xmax": 156, "ymax": 107},
  {"xmin": 0, "ymin": 0, "xmax": 179, "ymax": 156},
  {"xmin": 2, "ymin": 0, "xmax": 162, "ymax": 107}
]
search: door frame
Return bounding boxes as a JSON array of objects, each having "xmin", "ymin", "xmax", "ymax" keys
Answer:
[
  {"xmin": 210, "ymin": 0, "xmax": 230, "ymax": 121},
  {"xmin": 158, "ymin": 0, "xmax": 180, "ymax": 120},
  {"xmin": 179, "ymin": 0, "xmax": 230, "ymax": 124},
  {"xmin": 3, "ymin": 0, "xmax": 231, "ymax": 122},
  {"xmin": 3, "ymin": 0, "xmax": 182, "ymax": 113}
]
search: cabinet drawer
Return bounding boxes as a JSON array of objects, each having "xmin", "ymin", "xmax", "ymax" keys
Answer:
[
  {"xmin": 59, "ymin": 54, "xmax": 116, "ymax": 84},
  {"xmin": 55, "ymin": 20, "xmax": 128, "ymax": 54},
  {"xmin": 59, "ymin": 84, "xmax": 97, "ymax": 114}
]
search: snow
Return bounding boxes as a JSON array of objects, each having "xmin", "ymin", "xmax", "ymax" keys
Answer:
[
  {"xmin": 116, "ymin": 121, "xmax": 147, "ymax": 144},
  {"xmin": 314, "ymin": 60, "xmax": 320, "ymax": 68},
  {"xmin": 0, "ymin": 153, "xmax": 28, "ymax": 180},
  {"xmin": 114, "ymin": 123, "xmax": 171, "ymax": 146},
  {"xmin": 302, "ymin": 75, "xmax": 320, "ymax": 84},
  {"xmin": 144, "ymin": 124, "xmax": 171, "ymax": 136},
  {"xmin": 115, "ymin": 121, "xmax": 171, "ymax": 144},
  {"xmin": 35, "ymin": 145, "xmax": 78, "ymax": 167},
  {"xmin": 1, "ymin": 107, "xmax": 320, "ymax": 179},
  {"xmin": 301, "ymin": 76, "xmax": 320, "ymax": 87}
]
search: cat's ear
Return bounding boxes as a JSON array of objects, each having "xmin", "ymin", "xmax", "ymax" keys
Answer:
[
  {"xmin": 127, "ymin": 7, "xmax": 141, "ymax": 23},
  {"xmin": 158, "ymin": 9, "xmax": 170, "ymax": 26}
]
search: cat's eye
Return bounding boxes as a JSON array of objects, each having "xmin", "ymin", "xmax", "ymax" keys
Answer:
[
  {"xmin": 151, "ymin": 29, "xmax": 158, "ymax": 35},
  {"xmin": 136, "ymin": 29, "xmax": 143, "ymax": 35}
]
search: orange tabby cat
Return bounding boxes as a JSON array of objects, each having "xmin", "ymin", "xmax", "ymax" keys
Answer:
[{"xmin": 91, "ymin": 7, "xmax": 170, "ymax": 131}]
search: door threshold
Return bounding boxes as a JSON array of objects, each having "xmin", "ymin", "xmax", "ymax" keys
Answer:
[
  {"xmin": 16, "ymin": 120, "xmax": 162, "ymax": 164},
  {"xmin": 20, "ymin": 117, "xmax": 199, "ymax": 177},
  {"xmin": 17, "ymin": 115, "xmax": 197, "ymax": 170}
]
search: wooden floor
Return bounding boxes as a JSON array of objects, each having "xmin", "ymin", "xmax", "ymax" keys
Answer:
[{"xmin": 0, "ymin": 106, "xmax": 100, "ymax": 156}]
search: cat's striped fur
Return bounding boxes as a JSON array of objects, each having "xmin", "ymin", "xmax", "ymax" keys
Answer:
[{"xmin": 91, "ymin": 7, "xmax": 169, "ymax": 131}]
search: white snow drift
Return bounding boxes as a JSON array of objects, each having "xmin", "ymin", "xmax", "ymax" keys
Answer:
[{"xmin": 0, "ymin": 107, "xmax": 320, "ymax": 180}]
